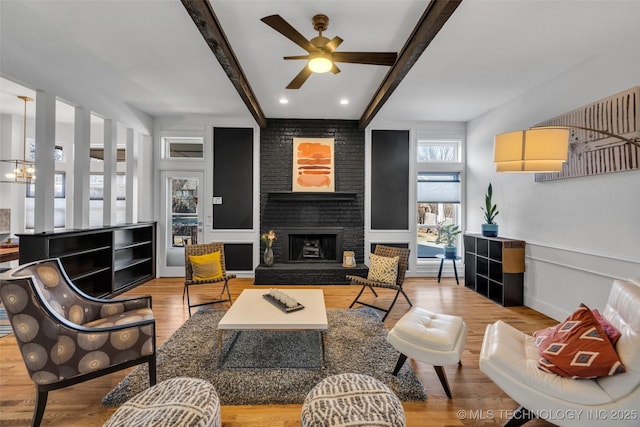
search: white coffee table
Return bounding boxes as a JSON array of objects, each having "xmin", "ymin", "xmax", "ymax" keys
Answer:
[{"xmin": 217, "ymin": 289, "xmax": 328, "ymax": 366}]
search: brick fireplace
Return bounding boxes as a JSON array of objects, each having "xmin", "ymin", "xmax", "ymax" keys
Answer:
[{"xmin": 255, "ymin": 118, "xmax": 367, "ymax": 284}]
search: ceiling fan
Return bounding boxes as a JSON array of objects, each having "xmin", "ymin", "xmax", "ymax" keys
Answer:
[{"xmin": 261, "ymin": 14, "xmax": 398, "ymax": 89}]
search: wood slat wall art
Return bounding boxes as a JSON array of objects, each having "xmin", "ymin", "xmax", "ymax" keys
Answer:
[{"xmin": 535, "ymin": 86, "xmax": 640, "ymax": 181}]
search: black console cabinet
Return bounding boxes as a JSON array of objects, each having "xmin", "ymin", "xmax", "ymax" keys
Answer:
[
  {"xmin": 18, "ymin": 222, "xmax": 156, "ymax": 298},
  {"xmin": 463, "ymin": 233, "xmax": 525, "ymax": 306}
]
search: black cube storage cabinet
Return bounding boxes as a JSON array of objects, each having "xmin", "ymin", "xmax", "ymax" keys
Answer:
[
  {"xmin": 463, "ymin": 233, "xmax": 525, "ymax": 306},
  {"xmin": 18, "ymin": 222, "xmax": 156, "ymax": 298}
]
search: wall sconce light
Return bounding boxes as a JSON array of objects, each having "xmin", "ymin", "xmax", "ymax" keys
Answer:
[{"xmin": 494, "ymin": 125, "xmax": 640, "ymax": 173}]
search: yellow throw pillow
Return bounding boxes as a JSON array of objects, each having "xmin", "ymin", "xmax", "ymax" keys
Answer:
[
  {"xmin": 367, "ymin": 253, "xmax": 399, "ymax": 285},
  {"xmin": 189, "ymin": 251, "xmax": 223, "ymax": 280}
]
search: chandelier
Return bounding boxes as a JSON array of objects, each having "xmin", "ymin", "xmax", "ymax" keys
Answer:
[{"xmin": 1, "ymin": 95, "xmax": 35, "ymax": 183}]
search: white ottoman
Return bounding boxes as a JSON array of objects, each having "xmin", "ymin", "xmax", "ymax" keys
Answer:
[
  {"xmin": 301, "ymin": 373, "xmax": 406, "ymax": 427},
  {"xmin": 104, "ymin": 377, "xmax": 221, "ymax": 427},
  {"xmin": 387, "ymin": 307, "xmax": 467, "ymax": 399}
]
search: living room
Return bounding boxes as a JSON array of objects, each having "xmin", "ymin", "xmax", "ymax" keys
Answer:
[{"xmin": 1, "ymin": 1, "xmax": 639, "ymax": 426}]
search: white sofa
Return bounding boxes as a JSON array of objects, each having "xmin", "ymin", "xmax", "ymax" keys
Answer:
[{"xmin": 480, "ymin": 278, "xmax": 640, "ymax": 426}]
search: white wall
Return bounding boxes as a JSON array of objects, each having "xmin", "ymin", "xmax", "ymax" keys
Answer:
[
  {"xmin": 466, "ymin": 45, "xmax": 640, "ymax": 321},
  {"xmin": 152, "ymin": 115, "xmax": 259, "ymax": 277}
]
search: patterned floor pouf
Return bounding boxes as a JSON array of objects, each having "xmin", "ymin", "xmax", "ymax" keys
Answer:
[
  {"xmin": 301, "ymin": 373, "xmax": 406, "ymax": 427},
  {"xmin": 104, "ymin": 377, "xmax": 221, "ymax": 427}
]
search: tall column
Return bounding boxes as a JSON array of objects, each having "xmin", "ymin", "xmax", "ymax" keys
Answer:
[
  {"xmin": 125, "ymin": 128, "xmax": 138, "ymax": 223},
  {"xmin": 73, "ymin": 107, "xmax": 91, "ymax": 229},
  {"xmin": 34, "ymin": 90, "xmax": 56, "ymax": 233},
  {"xmin": 0, "ymin": 114, "xmax": 25, "ymax": 233},
  {"xmin": 103, "ymin": 118, "xmax": 117, "ymax": 226}
]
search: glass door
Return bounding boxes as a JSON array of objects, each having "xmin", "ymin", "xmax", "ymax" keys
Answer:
[{"xmin": 159, "ymin": 171, "xmax": 203, "ymax": 276}]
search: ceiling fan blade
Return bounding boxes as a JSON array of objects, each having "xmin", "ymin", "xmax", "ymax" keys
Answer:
[
  {"xmin": 331, "ymin": 63, "xmax": 341, "ymax": 74},
  {"xmin": 284, "ymin": 55, "xmax": 310, "ymax": 60},
  {"xmin": 323, "ymin": 36, "xmax": 343, "ymax": 53},
  {"xmin": 332, "ymin": 52, "xmax": 397, "ymax": 66},
  {"xmin": 286, "ymin": 67, "xmax": 313, "ymax": 89},
  {"xmin": 261, "ymin": 15, "xmax": 319, "ymax": 53}
]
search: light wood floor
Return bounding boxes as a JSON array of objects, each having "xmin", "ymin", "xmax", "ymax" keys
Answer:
[{"xmin": 0, "ymin": 276, "xmax": 558, "ymax": 426}]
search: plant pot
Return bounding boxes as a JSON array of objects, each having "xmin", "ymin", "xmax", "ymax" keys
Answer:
[
  {"xmin": 443, "ymin": 245, "xmax": 457, "ymax": 259},
  {"xmin": 481, "ymin": 223, "xmax": 499, "ymax": 237},
  {"xmin": 263, "ymin": 247, "xmax": 274, "ymax": 267}
]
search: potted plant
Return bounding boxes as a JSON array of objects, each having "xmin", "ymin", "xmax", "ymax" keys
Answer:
[
  {"xmin": 481, "ymin": 183, "xmax": 499, "ymax": 237},
  {"xmin": 435, "ymin": 223, "xmax": 462, "ymax": 259}
]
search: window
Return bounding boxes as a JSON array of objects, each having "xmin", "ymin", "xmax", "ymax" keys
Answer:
[
  {"xmin": 162, "ymin": 137, "xmax": 204, "ymax": 159},
  {"xmin": 417, "ymin": 140, "xmax": 460, "ymax": 163},
  {"xmin": 25, "ymin": 172, "xmax": 66, "ymax": 229},
  {"xmin": 170, "ymin": 178, "xmax": 199, "ymax": 246},
  {"xmin": 415, "ymin": 133, "xmax": 463, "ymax": 261},
  {"xmin": 416, "ymin": 172, "xmax": 461, "ymax": 259},
  {"xmin": 89, "ymin": 173, "xmax": 126, "ymax": 226},
  {"xmin": 417, "ymin": 172, "xmax": 460, "ymax": 203},
  {"xmin": 28, "ymin": 139, "xmax": 64, "ymax": 161}
]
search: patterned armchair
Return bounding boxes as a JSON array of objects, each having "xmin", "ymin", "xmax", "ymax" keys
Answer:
[{"xmin": 0, "ymin": 258, "xmax": 156, "ymax": 427}]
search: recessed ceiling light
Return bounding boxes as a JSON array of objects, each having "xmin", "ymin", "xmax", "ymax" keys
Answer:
[
  {"xmin": 279, "ymin": 98, "xmax": 289, "ymax": 104},
  {"xmin": 339, "ymin": 99, "xmax": 349, "ymax": 105}
]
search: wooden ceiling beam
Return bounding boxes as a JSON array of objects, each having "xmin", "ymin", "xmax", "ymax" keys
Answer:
[
  {"xmin": 359, "ymin": 0, "xmax": 462, "ymax": 129},
  {"xmin": 181, "ymin": 0, "xmax": 267, "ymax": 128}
]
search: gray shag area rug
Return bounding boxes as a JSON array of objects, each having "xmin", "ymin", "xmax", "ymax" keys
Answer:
[{"xmin": 102, "ymin": 308, "xmax": 427, "ymax": 406}]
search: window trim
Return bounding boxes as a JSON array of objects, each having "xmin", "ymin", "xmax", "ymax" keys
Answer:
[
  {"xmin": 415, "ymin": 150, "xmax": 464, "ymax": 261},
  {"xmin": 161, "ymin": 136, "xmax": 205, "ymax": 160}
]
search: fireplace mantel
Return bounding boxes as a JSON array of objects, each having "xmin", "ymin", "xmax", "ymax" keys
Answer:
[{"xmin": 268, "ymin": 192, "xmax": 357, "ymax": 202}]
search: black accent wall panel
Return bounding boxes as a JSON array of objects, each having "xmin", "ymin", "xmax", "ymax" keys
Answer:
[
  {"xmin": 213, "ymin": 127, "xmax": 253, "ymax": 229},
  {"xmin": 223, "ymin": 243, "xmax": 254, "ymax": 271},
  {"xmin": 371, "ymin": 130, "xmax": 409, "ymax": 230}
]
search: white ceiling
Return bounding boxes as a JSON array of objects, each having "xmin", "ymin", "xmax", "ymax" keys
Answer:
[{"xmin": 1, "ymin": 0, "xmax": 640, "ymax": 125}]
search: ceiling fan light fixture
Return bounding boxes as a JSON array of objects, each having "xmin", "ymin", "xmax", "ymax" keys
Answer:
[{"xmin": 308, "ymin": 53, "xmax": 332, "ymax": 73}]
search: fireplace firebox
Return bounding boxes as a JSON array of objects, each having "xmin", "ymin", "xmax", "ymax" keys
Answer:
[{"xmin": 281, "ymin": 227, "xmax": 343, "ymax": 263}]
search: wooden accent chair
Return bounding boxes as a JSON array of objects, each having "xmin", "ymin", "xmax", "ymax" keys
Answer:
[
  {"xmin": 346, "ymin": 245, "xmax": 412, "ymax": 321},
  {"xmin": 183, "ymin": 242, "xmax": 234, "ymax": 316},
  {"xmin": 0, "ymin": 258, "xmax": 156, "ymax": 427}
]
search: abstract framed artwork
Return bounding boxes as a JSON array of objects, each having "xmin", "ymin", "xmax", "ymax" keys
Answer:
[
  {"xmin": 535, "ymin": 86, "xmax": 639, "ymax": 182},
  {"xmin": 292, "ymin": 137, "xmax": 335, "ymax": 192}
]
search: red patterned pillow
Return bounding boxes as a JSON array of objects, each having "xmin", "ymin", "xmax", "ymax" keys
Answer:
[
  {"xmin": 592, "ymin": 309, "xmax": 621, "ymax": 345},
  {"xmin": 533, "ymin": 325, "xmax": 557, "ymax": 346},
  {"xmin": 535, "ymin": 304, "xmax": 625, "ymax": 378},
  {"xmin": 533, "ymin": 308, "xmax": 623, "ymax": 347}
]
